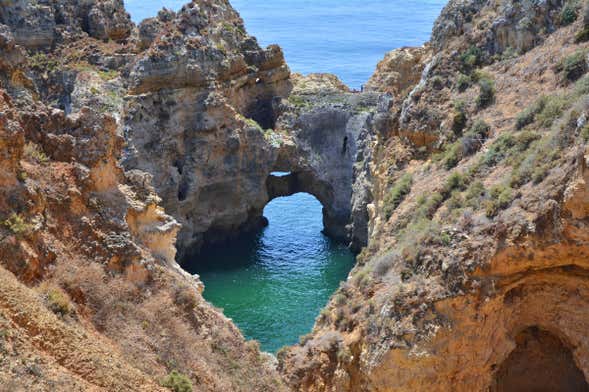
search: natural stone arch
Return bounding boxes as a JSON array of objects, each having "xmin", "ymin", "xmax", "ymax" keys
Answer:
[
  {"xmin": 491, "ymin": 326, "xmax": 589, "ymax": 392},
  {"xmin": 266, "ymin": 171, "xmax": 347, "ymax": 240}
]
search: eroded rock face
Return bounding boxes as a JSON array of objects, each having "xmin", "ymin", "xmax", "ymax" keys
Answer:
[
  {"xmin": 274, "ymin": 73, "xmax": 386, "ymax": 250},
  {"xmin": 365, "ymin": 46, "xmax": 431, "ymax": 98},
  {"xmin": 123, "ymin": 0, "xmax": 291, "ymax": 258},
  {"xmin": 0, "ymin": 0, "xmax": 132, "ymax": 49},
  {"xmin": 0, "ymin": 2, "xmax": 290, "ymax": 390},
  {"xmin": 278, "ymin": 1, "xmax": 589, "ymax": 390}
]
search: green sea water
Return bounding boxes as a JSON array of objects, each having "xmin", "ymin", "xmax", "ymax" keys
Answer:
[{"xmin": 183, "ymin": 193, "xmax": 355, "ymax": 352}]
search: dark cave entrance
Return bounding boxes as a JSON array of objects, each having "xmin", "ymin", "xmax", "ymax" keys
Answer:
[{"xmin": 492, "ymin": 326, "xmax": 588, "ymax": 392}]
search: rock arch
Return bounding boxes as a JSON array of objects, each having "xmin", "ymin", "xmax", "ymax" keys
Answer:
[{"xmin": 266, "ymin": 171, "xmax": 345, "ymax": 240}]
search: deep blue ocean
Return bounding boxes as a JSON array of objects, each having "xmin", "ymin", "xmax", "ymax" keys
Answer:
[
  {"xmin": 124, "ymin": 0, "xmax": 447, "ymax": 352},
  {"xmin": 124, "ymin": 0, "xmax": 446, "ymax": 89}
]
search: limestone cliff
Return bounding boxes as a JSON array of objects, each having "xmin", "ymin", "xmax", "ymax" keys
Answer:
[
  {"xmin": 0, "ymin": 2, "xmax": 287, "ymax": 391},
  {"xmin": 3, "ymin": 0, "xmax": 589, "ymax": 391},
  {"xmin": 122, "ymin": 1, "xmax": 292, "ymax": 258},
  {"xmin": 278, "ymin": 1, "xmax": 589, "ymax": 391}
]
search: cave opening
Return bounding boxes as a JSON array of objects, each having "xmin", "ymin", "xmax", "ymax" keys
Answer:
[{"xmin": 492, "ymin": 326, "xmax": 588, "ymax": 392}]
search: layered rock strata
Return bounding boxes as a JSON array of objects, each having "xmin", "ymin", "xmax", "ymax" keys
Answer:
[{"xmin": 279, "ymin": 1, "xmax": 589, "ymax": 391}]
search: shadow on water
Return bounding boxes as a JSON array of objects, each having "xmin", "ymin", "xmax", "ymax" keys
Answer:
[{"xmin": 183, "ymin": 193, "xmax": 356, "ymax": 353}]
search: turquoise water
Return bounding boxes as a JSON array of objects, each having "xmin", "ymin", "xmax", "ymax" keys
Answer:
[
  {"xmin": 124, "ymin": 0, "xmax": 447, "ymax": 89},
  {"xmin": 183, "ymin": 193, "xmax": 355, "ymax": 352}
]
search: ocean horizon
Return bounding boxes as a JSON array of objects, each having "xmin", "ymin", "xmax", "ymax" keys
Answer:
[{"xmin": 124, "ymin": 0, "xmax": 447, "ymax": 89}]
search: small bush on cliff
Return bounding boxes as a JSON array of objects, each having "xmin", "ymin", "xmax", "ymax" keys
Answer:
[
  {"xmin": 515, "ymin": 96, "xmax": 548, "ymax": 130},
  {"xmin": 560, "ymin": 1, "xmax": 579, "ymax": 26},
  {"xmin": 576, "ymin": 23, "xmax": 589, "ymax": 42},
  {"xmin": 557, "ymin": 50, "xmax": 588, "ymax": 82},
  {"xmin": 23, "ymin": 142, "xmax": 49, "ymax": 164},
  {"xmin": 161, "ymin": 371, "xmax": 193, "ymax": 392},
  {"xmin": 443, "ymin": 120, "xmax": 490, "ymax": 169},
  {"xmin": 373, "ymin": 251, "xmax": 398, "ymax": 277},
  {"xmin": 456, "ymin": 73, "xmax": 472, "ymax": 92},
  {"xmin": 383, "ymin": 173, "xmax": 413, "ymax": 219},
  {"xmin": 452, "ymin": 100, "xmax": 467, "ymax": 135},
  {"xmin": 536, "ymin": 94, "xmax": 571, "ymax": 127},
  {"xmin": 460, "ymin": 45, "xmax": 483, "ymax": 69},
  {"xmin": 45, "ymin": 287, "xmax": 73, "ymax": 317},
  {"xmin": 476, "ymin": 77, "xmax": 495, "ymax": 109},
  {"xmin": 484, "ymin": 185, "xmax": 514, "ymax": 217},
  {"xmin": 2, "ymin": 213, "xmax": 31, "ymax": 236}
]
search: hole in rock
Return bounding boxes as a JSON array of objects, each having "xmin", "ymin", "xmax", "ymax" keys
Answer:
[
  {"xmin": 182, "ymin": 192, "xmax": 355, "ymax": 352},
  {"xmin": 492, "ymin": 326, "xmax": 588, "ymax": 392}
]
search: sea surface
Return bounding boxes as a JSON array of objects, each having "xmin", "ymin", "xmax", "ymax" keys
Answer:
[
  {"xmin": 183, "ymin": 193, "xmax": 355, "ymax": 352},
  {"xmin": 124, "ymin": 0, "xmax": 447, "ymax": 352},
  {"xmin": 124, "ymin": 0, "xmax": 447, "ymax": 89}
]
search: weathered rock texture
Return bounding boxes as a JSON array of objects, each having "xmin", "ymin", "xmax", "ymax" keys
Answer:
[
  {"xmin": 279, "ymin": 0, "xmax": 589, "ymax": 391},
  {"xmin": 0, "ymin": 1, "xmax": 289, "ymax": 391},
  {"xmin": 273, "ymin": 73, "xmax": 385, "ymax": 250},
  {"xmin": 122, "ymin": 1, "xmax": 292, "ymax": 258}
]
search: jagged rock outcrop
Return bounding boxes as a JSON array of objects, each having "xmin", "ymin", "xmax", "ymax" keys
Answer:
[
  {"xmin": 365, "ymin": 46, "xmax": 431, "ymax": 98},
  {"xmin": 122, "ymin": 0, "xmax": 291, "ymax": 258},
  {"xmin": 0, "ymin": 0, "xmax": 132, "ymax": 49}
]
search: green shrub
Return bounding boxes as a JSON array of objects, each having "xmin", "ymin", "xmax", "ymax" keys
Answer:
[
  {"xmin": 574, "ymin": 74, "xmax": 589, "ymax": 95},
  {"xmin": 161, "ymin": 371, "xmax": 193, "ymax": 392},
  {"xmin": 431, "ymin": 75, "xmax": 445, "ymax": 90},
  {"xmin": 452, "ymin": 100, "xmax": 467, "ymax": 135},
  {"xmin": 383, "ymin": 173, "xmax": 413, "ymax": 219},
  {"xmin": 442, "ymin": 172, "xmax": 467, "ymax": 197},
  {"xmin": 561, "ymin": 2, "xmax": 579, "ymax": 26},
  {"xmin": 575, "ymin": 26, "xmax": 589, "ymax": 43},
  {"xmin": 334, "ymin": 292, "xmax": 347, "ymax": 306},
  {"xmin": 476, "ymin": 77, "xmax": 495, "ymax": 109},
  {"xmin": 460, "ymin": 45, "xmax": 483, "ymax": 69},
  {"xmin": 558, "ymin": 50, "xmax": 587, "ymax": 82},
  {"xmin": 456, "ymin": 73, "xmax": 472, "ymax": 92},
  {"xmin": 515, "ymin": 97, "xmax": 547, "ymax": 130},
  {"xmin": 23, "ymin": 142, "xmax": 49, "ymax": 164},
  {"xmin": 484, "ymin": 185, "xmax": 514, "ymax": 217},
  {"xmin": 443, "ymin": 143, "xmax": 462, "ymax": 170},
  {"xmin": 2, "ymin": 213, "xmax": 31, "ymax": 236},
  {"xmin": 465, "ymin": 181, "xmax": 486, "ymax": 208},
  {"xmin": 46, "ymin": 288, "xmax": 72, "ymax": 316},
  {"xmin": 536, "ymin": 94, "xmax": 571, "ymax": 127},
  {"xmin": 444, "ymin": 120, "xmax": 490, "ymax": 169}
]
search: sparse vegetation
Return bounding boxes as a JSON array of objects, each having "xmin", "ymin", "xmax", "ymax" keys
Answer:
[
  {"xmin": 460, "ymin": 45, "xmax": 482, "ymax": 69},
  {"xmin": 373, "ymin": 251, "xmax": 397, "ymax": 277},
  {"xmin": 452, "ymin": 100, "xmax": 467, "ymax": 135},
  {"xmin": 97, "ymin": 69, "xmax": 119, "ymax": 81},
  {"xmin": 515, "ymin": 96, "xmax": 547, "ymax": 130},
  {"xmin": 24, "ymin": 142, "xmax": 49, "ymax": 164},
  {"xmin": 561, "ymin": 1, "xmax": 580, "ymax": 26},
  {"xmin": 484, "ymin": 184, "xmax": 514, "ymax": 217},
  {"xmin": 456, "ymin": 73, "xmax": 472, "ymax": 92},
  {"xmin": 383, "ymin": 174, "xmax": 413, "ymax": 219},
  {"xmin": 476, "ymin": 77, "xmax": 495, "ymax": 109},
  {"xmin": 442, "ymin": 119, "xmax": 490, "ymax": 169},
  {"xmin": 557, "ymin": 50, "xmax": 587, "ymax": 82},
  {"xmin": 161, "ymin": 371, "xmax": 193, "ymax": 392},
  {"xmin": 2, "ymin": 213, "xmax": 32, "ymax": 236},
  {"xmin": 46, "ymin": 287, "xmax": 73, "ymax": 316},
  {"xmin": 29, "ymin": 52, "xmax": 59, "ymax": 72}
]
